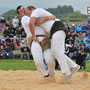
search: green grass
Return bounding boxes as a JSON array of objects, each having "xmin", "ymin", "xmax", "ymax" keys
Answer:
[
  {"xmin": 84, "ymin": 60, "xmax": 90, "ymax": 72},
  {"xmin": 0, "ymin": 59, "xmax": 36, "ymax": 71},
  {"xmin": 0, "ymin": 59, "xmax": 90, "ymax": 72}
]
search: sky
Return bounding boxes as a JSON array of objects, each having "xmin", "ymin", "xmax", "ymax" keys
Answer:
[{"xmin": 0, "ymin": 0, "xmax": 90, "ymax": 14}]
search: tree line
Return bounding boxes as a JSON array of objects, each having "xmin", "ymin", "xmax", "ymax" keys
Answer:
[{"xmin": 3, "ymin": 5, "xmax": 81, "ymax": 16}]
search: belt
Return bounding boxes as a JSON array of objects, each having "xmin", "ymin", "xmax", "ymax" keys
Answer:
[{"xmin": 36, "ymin": 35, "xmax": 46, "ymax": 37}]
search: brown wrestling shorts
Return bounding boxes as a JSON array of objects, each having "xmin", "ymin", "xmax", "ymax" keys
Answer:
[{"xmin": 27, "ymin": 35, "xmax": 50, "ymax": 51}]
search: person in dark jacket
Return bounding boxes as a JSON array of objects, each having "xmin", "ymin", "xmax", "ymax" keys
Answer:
[
  {"xmin": 3, "ymin": 27, "xmax": 10, "ymax": 37},
  {"xmin": 76, "ymin": 50, "xmax": 86, "ymax": 70},
  {"xmin": 5, "ymin": 45, "xmax": 12, "ymax": 59}
]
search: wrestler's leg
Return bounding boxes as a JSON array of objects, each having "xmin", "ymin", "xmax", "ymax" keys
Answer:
[
  {"xmin": 44, "ymin": 49, "xmax": 55, "ymax": 76},
  {"xmin": 31, "ymin": 41, "xmax": 48, "ymax": 76}
]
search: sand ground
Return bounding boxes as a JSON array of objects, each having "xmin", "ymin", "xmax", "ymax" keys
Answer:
[{"xmin": 0, "ymin": 70, "xmax": 90, "ymax": 90}]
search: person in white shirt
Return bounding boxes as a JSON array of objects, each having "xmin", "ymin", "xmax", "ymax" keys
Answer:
[
  {"xmin": 16, "ymin": 6, "xmax": 56, "ymax": 78},
  {"xmin": 12, "ymin": 16, "xmax": 19, "ymax": 28},
  {"xmin": 25, "ymin": 6, "xmax": 80, "ymax": 83}
]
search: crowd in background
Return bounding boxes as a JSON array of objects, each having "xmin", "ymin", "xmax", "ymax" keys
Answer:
[
  {"xmin": 65, "ymin": 22, "xmax": 90, "ymax": 69},
  {"xmin": 0, "ymin": 16, "xmax": 26, "ymax": 38},
  {"xmin": 66, "ymin": 22, "xmax": 90, "ymax": 59},
  {"xmin": 0, "ymin": 16, "xmax": 28, "ymax": 59},
  {"xmin": 0, "ymin": 16, "xmax": 90, "ymax": 70}
]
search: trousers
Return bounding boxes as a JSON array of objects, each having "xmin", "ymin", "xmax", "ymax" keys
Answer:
[
  {"xmin": 51, "ymin": 31, "xmax": 77, "ymax": 74},
  {"xmin": 30, "ymin": 37, "xmax": 55, "ymax": 76}
]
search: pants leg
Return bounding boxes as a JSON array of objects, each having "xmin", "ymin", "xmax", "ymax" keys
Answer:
[
  {"xmin": 69, "ymin": 52, "xmax": 73, "ymax": 59},
  {"xmin": 21, "ymin": 53, "xmax": 24, "ymax": 59},
  {"xmin": 9, "ymin": 52, "xmax": 12, "ymax": 59},
  {"xmin": 26, "ymin": 52, "xmax": 29, "ymax": 60},
  {"xmin": 44, "ymin": 49, "xmax": 55, "ymax": 76},
  {"xmin": 31, "ymin": 41, "xmax": 48, "ymax": 76},
  {"xmin": 51, "ymin": 31, "xmax": 77, "ymax": 74},
  {"xmin": 3, "ymin": 53, "xmax": 6, "ymax": 59},
  {"xmin": 82, "ymin": 60, "xmax": 86, "ymax": 69}
]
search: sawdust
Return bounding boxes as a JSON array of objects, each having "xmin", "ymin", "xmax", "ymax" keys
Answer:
[{"xmin": 0, "ymin": 70, "xmax": 90, "ymax": 90}]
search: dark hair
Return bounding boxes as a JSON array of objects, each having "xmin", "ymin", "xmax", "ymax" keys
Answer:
[
  {"xmin": 16, "ymin": 5, "xmax": 22, "ymax": 14},
  {"xmin": 26, "ymin": 6, "xmax": 36, "ymax": 11}
]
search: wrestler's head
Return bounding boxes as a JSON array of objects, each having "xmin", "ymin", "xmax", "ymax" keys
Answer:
[
  {"xmin": 25, "ymin": 6, "xmax": 36, "ymax": 16},
  {"xmin": 17, "ymin": 5, "xmax": 25, "ymax": 17}
]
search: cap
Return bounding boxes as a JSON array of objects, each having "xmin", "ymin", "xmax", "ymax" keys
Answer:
[
  {"xmin": 80, "ymin": 50, "xmax": 84, "ymax": 52},
  {"xmin": 72, "ymin": 24, "xmax": 75, "ymax": 26},
  {"xmin": 1, "ymin": 17, "xmax": 4, "ymax": 19},
  {"xmin": 22, "ymin": 40, "xmax": 25, "ymax": 42}
]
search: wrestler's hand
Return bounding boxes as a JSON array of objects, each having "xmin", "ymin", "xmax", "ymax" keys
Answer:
[
  {"xmin": 32, "ymin": 35, "xmax": 37, "ymax": 41},
  {"xmin": 47, "ymin": 15, "xmax": 56, "ymax": 20}
]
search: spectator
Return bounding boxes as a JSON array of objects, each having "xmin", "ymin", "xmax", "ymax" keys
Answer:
[
  {"xmin": 0, "ymin": 39, "xmax": 2, "ymax": 47},
  {"xmin": 77, "ymin": 45, "xmax": 84, "ymax": 52},
  {"xmin": 85, "ymin": 40, "xmax": 90, "ymax": 49},
  {"xmin": 84, "ymin": 45, "xmax": 90, "ymax": 60},
  {"xmin": 65, "ymin": 31, "xmax": 72, "ymax": 43},
  {"xmin": 87, "ymin": 23, "xmax": 90, "ymax": 32},
  {"xmin": 12, "ymin": 16, "xmax": 19, "ymax": 28},
  {"xmin": 83, "ymin": 36, "xmax": 89, "ymax": 44},
  {"xmin": 78, "ymin": 32, "xmax": 85, "ymax": 41},
  {"xmin": 5, "ymin": 36, "xmax": 11, "ymax": 46},
  {"xmin": 68, "ymin": 45, "xmax": 75, "ymax": 59},
  {"xmin": 1, "ymin": 41, "xmax": 5, "ymax": 48},
  {"xmin": 3, "ymin": 27, "xmax": 10, "ymax": 37},
  {"xmin": 0, "ymin": 17, "xmax": 5, "ymax": 30},
  {"xmin": 86, "ymin": 20, "xmax": 90, "ymax": 27},
  {"xmin": 72, "ymin": 31, "xmax": 77, "ymax": 40},
  {"xmin": 66, "ymin": 24, "xmax": 70, "ymax": 31},
  {"xmin": 0, "ymin": 45, "xmax": 6, "ymax": 59},
  {"xmin": 0, "ymin": 22, "xmax": 5, "ymax": 35},
  {"xmin": 82, "ymin": 23, "xmax": 87, "ymax": 33},
  {"xmin": 76, "ymin": 50, "xmax": 86, "ymax": 70},
  {"xmin": 76, "ymin": 24, "xmax": 82, "ymax": 33},
  {"xmin": 9, "ymin": 27, "xmax": 15, "ymax": 37},
  {"xmin": 68, "ymin": 40, "xmax": 73, "ymax": 45},
  {"xmin": 5, "ymin": 20, "xmax": 11, "ymax": 29},
  {"xmin": 65, "ymin": 44, "xmax": 70, "ymax": 56},
  {"xmin": 74, "ymin": 35, "xmax": 81, "ymax": 44},
  {"xmin": 74, "ymin": 40, "xmax": 80, "ymax": 49},
  {"xmin": 1, "ymin": 17, "xmax": 6, "ymax": 24},
  {"xmin": 20, "ymin": 40, "xmax": 25, "ymax": 50},
  {"xmin": 86, "ymin": 31, "xmax": 90, "ymax": 39},
  {"xmin": 1, "ymin": 37, "xmax": 5, "ymax": 43},
  {"xmin": 20, "ymin": 43, "xmax": 30, "ymax": 60},
  {"xmin": 13, "ymin": 36, "xmax": 20, "ymax": 47},
  {"xmin": 70, "ymin": 24, "xmax": 76, "ymax": 31},
  {"xmin": 5, "ymin": 45, "xmax": 12, "ymax": 59},
  {"xmin": 68, "ymin": 36, "xmax": 74, "ymax": 44},
  {"xmin": 21, "ymin": 28, "xmax": 26, "ymax": 38},
  {"xmin": 10, "ymin": 41, "xmax": 15, "ymax": 50},
  {"xmin": 17, "ymin": 27, "xmax": 22, "ymax": 37}
]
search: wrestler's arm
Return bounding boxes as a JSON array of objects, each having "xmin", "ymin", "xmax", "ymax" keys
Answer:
[
  {"xmin": 29, "ymin": 17, "xmax": 37, "ymax": 41},
  {"xmin": 35, "ymin": 16, "xmax": 56, "ymax": 25}
]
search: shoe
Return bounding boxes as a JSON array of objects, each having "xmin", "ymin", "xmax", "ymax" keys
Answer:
[
  {"xmin": 43, "ymin": 74, "xmax": 49, "ymax": 78},
  {"xmin": 64, "ymin": 73, "xmax": 72, "ymax": 83},
  {"xmin": 71, "ymin": 65, "xmax": 80, "ymax": 76}
]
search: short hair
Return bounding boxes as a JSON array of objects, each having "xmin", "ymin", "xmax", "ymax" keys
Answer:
[
  {"xmin": 26, "ymin": 6, "xmax": 36, "ymax": 11},
  {"xmin": 16, "ymin": 5, "xmax": 22, "ymax": 14}
]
